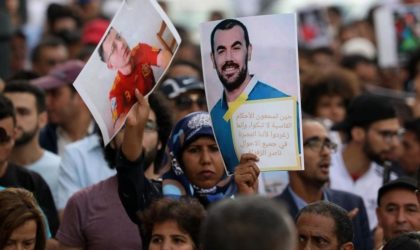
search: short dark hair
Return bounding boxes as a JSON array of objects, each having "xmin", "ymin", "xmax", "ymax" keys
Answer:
[
  {"xmin": 98, "ymin": 27, "xmax": 115, "ymax": 62},
  {"xmin": 148, "ymin": 92, "xmax": 174, "ymax": 170},
  {"xmin": 210, "ymin": 19, "xmax": 250, "ymax": 55},
  {"xmin": 201, "ymin": 196, "xmax": 295, "ymax": 250},
  {"xmin": 139, "ymin": 197, "xmax": 206, "ymax": 249},
  {"xmin": 4, "ymin": 81, "xmax": 46, "ymax": 113},
  {"xmin": 296, "ymin": 201, "xmax": 353, "ymax": 246},
  {"xmin": 31, "ymin": 36, "xmax": 66, "ymax": 63},
  {"xmin": 383, "ymin": 232, "xmax": 420, "ymax": 250},
  {"xmin": 0, "ymin": 94, "xmax": 16, "ymax": 124},
  {"xmin": 404, "ymin": 118, "xmax": 420, "ymax": 142}
]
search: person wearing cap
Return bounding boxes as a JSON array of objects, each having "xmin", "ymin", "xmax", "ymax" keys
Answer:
[
  {"xmin": 375, "ymin": 177, "xmax": 420, "ymax": 248},
  {"xmin": 159, "ymin": 76, "xmax": 207, "ymax": 121},
  {"xmin": 330, "ymin": 94, "xmax": 401, "ymax": 231},
  {"xmin": 31, "ymin": 60, "xmax": 95, "ymax": 156},
  {"xmin": 209, "ymin": 18, "xmax": 294, "ymax": 174},
  {"xmin": 98, "ymin": 26, "xmax": 171, "ymax": 127},
  {"xmin": 275, "ymin": 118, "xmax": 372, "ymax": 250}
]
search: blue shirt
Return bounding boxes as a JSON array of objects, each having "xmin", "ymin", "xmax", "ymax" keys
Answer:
[
  {"xmin": 210, "ymin": 77, "xmax": 300, "ymax": 174},
  {"xmin": 287, "ymin": 185, "xmax": 329, "ymax": 211}
]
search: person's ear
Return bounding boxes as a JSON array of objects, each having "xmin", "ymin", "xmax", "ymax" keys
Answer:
[
  {"xmin": 38, "ymin": 111, "xmax": 48, "ymax": 129},
  {"xmin": 340, "ymin": 242, "xmax": 354, "ymax": 250},
  {"xmin": 247, "ymin": 43, "xmax": 252, "ymax": 61},
  {"xmin": 351, "ymin": 127, "xmax": 365, "ymax": 143},
  {"xmin": 210, "ymin": 52, "xmax": 216, "ymax": 68}
]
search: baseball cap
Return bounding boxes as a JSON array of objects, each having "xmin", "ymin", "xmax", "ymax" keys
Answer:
[
  {"xmin": 332, "ymin": 94, "xmax": 397, "ymax": 131},
  {"xmin": 82, "ymin": 18, "xmax": 110, "ymax": 45},
  {"xmin": 160, "ymin": 76, "xmax": 204, "ymax": 99},
  {"xmin": 31, "ymin": 60, "xmax": 85, "ymax": 90},
  {"xmin": 377, "ymin": 177, "xmax": 417, "ymax": 205},
  {"xmin": 341, "ymin": 37, "xmax": 377, "ymax": 60}
]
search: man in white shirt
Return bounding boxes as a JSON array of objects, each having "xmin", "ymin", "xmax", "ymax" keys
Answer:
[{"xmin": 329, "ymin": 94, "xmax": 401, "ymax": 230}]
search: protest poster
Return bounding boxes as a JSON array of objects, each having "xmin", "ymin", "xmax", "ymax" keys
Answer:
[
  {"xmin": 200, "ymin": 14, "xmax": 303, "ymax": 175},
  {"xmin": 297, "ymin": 6, "xmax": 332, "ymax": 49},
  {"xmin": 73, "ymin": 0, "xmax": 181, "ymax": 144},
  {"xmin": 375, "ymin": 4, "xmax": 420, "ymax": 67}
]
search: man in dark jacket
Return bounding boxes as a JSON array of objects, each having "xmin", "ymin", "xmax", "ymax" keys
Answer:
[{"xmin": 275, "ymin": 118, "xmax": 372, "ymax": 249}]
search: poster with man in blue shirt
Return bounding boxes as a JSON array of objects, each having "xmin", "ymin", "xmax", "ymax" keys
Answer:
[{"xmin": 200, "ymin": 15, "xmax": 303, "ymax": 177}]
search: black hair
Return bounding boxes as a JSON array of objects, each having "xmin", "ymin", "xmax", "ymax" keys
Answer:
[
  {"xmin": 341, "ymin": 54, "xmax": 374, "ymax": 70},
  {"xmin": 296, "ymin": 201, "xmax": 353, "ymax": 246},
  {"xmin": 210, "ymin": 19, "xmax": 250, "ymax": 55},
  {"xmin": 98, "ymin": 27, "xmax": 115, "ymax": 62},
  {"xmin": 30, "ymin": 36, "xmax": 66, "ymax": 63},
  {"xmin": 4, "ymin": 81, "xmax": 46, "ymax": 114},
  {"xmin": 383, "ymin": 232, "xmax": 420, "ymax": 250}
]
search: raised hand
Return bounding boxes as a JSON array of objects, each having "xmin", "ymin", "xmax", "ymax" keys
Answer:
[{"xmin": 234, "ymin": 153, "xmax": 260, "ymax": 195}]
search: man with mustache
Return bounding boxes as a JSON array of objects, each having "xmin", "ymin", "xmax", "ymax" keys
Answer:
[
  {"xmin": 98, "ymin": 26, "xmax": 171, "ymax": 128},
  {"xmin": 209, "ymin": 18, "xmax": 290, "ymax": 174},
  {"xmin": 330, "ymin": 94, "xmax": 401, "ymax": 231},
  {"xmin": 275, "ymin": 118, "xmax": 372, "ymax": 250},
  {"xmin": 376, "ymin": 177, "xmax": 420, "ymax": 247}
]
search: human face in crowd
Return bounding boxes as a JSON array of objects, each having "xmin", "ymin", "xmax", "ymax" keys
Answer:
[
  {"xmin": 4, "ymin": 219, "xmax": 37, "ymax": 250},
  {"xmin": 211, "ymin": 25, "xmax": 251, "ymax": 92},
  {"xmin": 296, "ymin": 213, "xmax": 343, "ymax": 250},
  {"xmin": 0, "ymin": 117, "xmax": 16, "ymax": 167},
  {"xmin": 182, "ymin": 136, "xmax": 225, "ymax": 189},
  {"xmin": 5, "ymin": 92, "xmax": 46, "ymax": 147},
  {"xmin": 300, "ymin": 121, "xmax": 337, "ymax": 187},
  {"xmin": 363, "ymin": 118, "xmax": 401, "ymax": 165},
  {"xmin": 315, "ymin": 95, "xmax": 346, "ymax": 124},
  {"xmin": 149, "ymin": 220, "xmax": 195, "ymax": 250},
  {"xmin": 173, "ymin": 90, "xmax": 207, "ymax": 122},
  {"xmin": 399, "ymin": 131, "xmax": 420, "ymax": 175},
  {"xmin": 102, "ymin": 28, "xmax": 131, "ymax": 70},
  {"xmin": 45, "ymin": 86, "xmax": 78, "ymax": 125},
  {"xmin": 32, "ymin": 45, "xmax": 68, "ymax": 76},
  {"xmin": 376, "ymin": 188, "xmax": 420, "ymax": 242}
]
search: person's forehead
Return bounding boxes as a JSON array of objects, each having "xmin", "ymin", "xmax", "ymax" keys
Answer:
[
  {"xmin": 297, "ymin": 213, "xmax": 336, "ymax": 235},
  {"xmin": 102, "ymin": 29, "xmax": 117, "ymax": 52},
  {"xmin": 303, "ymin": 121, "xmax": 328, "ymax": 140},
  {"xmin": 5, "ymin": 92, "xmax": 37, "ymax": 106},
  {"xmin": 381, "ymin": 188, "xmax": 417, "ymax": 205},
  {"xmin": 369, "ymin": 118, "xmax": 400, "ymax": 130},
  {"xmin": 213, "ymin": 25, "xmax": 246, "ymax": 46}
]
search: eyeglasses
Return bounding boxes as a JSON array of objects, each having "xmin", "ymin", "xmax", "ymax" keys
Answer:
[
  {"xmin": 175, "ymin": 94, "xmax": 207, "ymax": 110},
  {"xmin": 106, "ymin": 32, "xmax": 123, "ymax": 63},
  {"xmin": 303, "ymin": 137, "xmax": 337, "ymax": 153},
  {"xmin": 371, "ymin": 128, "xmax": 404, "ymax": 143}
]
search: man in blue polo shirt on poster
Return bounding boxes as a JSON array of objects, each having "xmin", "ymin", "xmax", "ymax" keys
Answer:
[{"xmin": 209, "ymin": 18, "xmax": 293, "ymax": 174}]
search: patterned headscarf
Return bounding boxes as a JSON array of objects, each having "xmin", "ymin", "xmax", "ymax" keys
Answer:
[{"xmin": 163, "ymin": 112, "xmax": 235, "ymax": 206}]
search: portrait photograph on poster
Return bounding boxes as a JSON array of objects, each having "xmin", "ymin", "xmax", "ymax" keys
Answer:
[
  {"xmin": 200, "ymin": 14, "xmax": 303, "ymax": 175},
  {"xmin": 73, "ymin": 0, "xmax": 181, "ymax": 144}
]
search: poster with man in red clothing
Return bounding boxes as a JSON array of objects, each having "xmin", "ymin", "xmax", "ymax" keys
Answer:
[{"xmin": 73, "ymin": 0, "xmax": 180, "ymax": 144}]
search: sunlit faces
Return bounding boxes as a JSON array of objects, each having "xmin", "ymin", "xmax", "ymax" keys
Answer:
[
  {"xmin": 0, "ymin": 117, "xmax": 16, "ymax": 166},
  {"xmin": 376, "ymin": 188, "xmax": 420, "ymax": 241},
  {"xmin": 296, "ymin": 213, "xmax": 341, "ymax": 250},
  {"xmin": 315, "ymin": 95, "xmax": 346, "ymax": 124},
  {"xmin": 102, "ymin": 28, "xmax": 131, "ymax": 70},
  {"xmin": 211, "ymin": 25, "xmax": 251, "ymax": 92},
  {"xmin": 4, "ymin": 219, "xmax": 37, "ymax": 250},
  {"xmin": 300, "ymin": 121, "xmax": 334, "ymax": 186},
  {"xmin": 363, "ymin": 118, "xmax": 401, "ymax": 164},
  {"xmin": 5, "ymin": 92, "xmax": 45, "ymax": 146},
  {"xmin": 149, "ymin": 220, "xmax": 195, "ymax": 250},
  {"xmin": 181, "ymin": 137, "xmax": 225, "ymax": 189}
]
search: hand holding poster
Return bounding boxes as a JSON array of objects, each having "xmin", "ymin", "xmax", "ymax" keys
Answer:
[
  {"xmin": 200, "ymin": 14, "xmax": 303, "ymax": 175},
  {"xmin": 73, "ymin": 0, "xmax": 180, "ymax": 144}
]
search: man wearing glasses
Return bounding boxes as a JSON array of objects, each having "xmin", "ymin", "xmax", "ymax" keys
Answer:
[
  {"xmin": 275, "ymin": 118, "xmax": 372, "ymax": 250},
  {"xmin": 330, "ymin": 94, "xmax": 401, "ymax": 231},
  {"xmin": 98, "ymin": 27, "xmax": 171, "ymax": 127}
]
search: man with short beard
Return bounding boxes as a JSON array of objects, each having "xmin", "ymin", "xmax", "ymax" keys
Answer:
[
  {"xmin": 4, "ymin": 81, "xmax": 61, "ymax": 206},
  {"xmin": 275, "ymin": 118, "xmax": 372, "ymax": 249},
  {"xmin": 209, "ymin": 18, "xmax": 291, "ymax": 174},
  {"xmin": 330, "ymin": 94, "xmax": 401, "ymax": 231}
]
